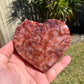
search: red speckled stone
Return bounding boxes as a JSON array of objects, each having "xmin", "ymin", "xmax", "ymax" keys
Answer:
[{"xmin": 13, "ymin": 19, "xmax": 70, "ymax": 72}]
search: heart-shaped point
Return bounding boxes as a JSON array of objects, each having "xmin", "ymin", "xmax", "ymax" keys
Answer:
[{"xmin": 13, "ymin": 19, "xmax": 70, "ymax": 72}]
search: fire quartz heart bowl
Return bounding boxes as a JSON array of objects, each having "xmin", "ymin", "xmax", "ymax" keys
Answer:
[{"xmin": 13, "ymin": 19, "xmax": 70, "ymax": 72}]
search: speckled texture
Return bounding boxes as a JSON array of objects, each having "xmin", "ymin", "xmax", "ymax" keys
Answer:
[{"xmin": 13, "ymin": 19, "xmax": 70, "ymax": 72}]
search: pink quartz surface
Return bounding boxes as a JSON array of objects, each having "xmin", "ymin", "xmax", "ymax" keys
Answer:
[{"xmin": 13, "ymin": 19, "xmax": 70, "ymax": 72}]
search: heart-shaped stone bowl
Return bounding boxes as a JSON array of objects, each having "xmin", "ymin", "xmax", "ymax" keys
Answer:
[{"xmin": 13, "ymin": 19, "xmax": 70, "ymax": 72}]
